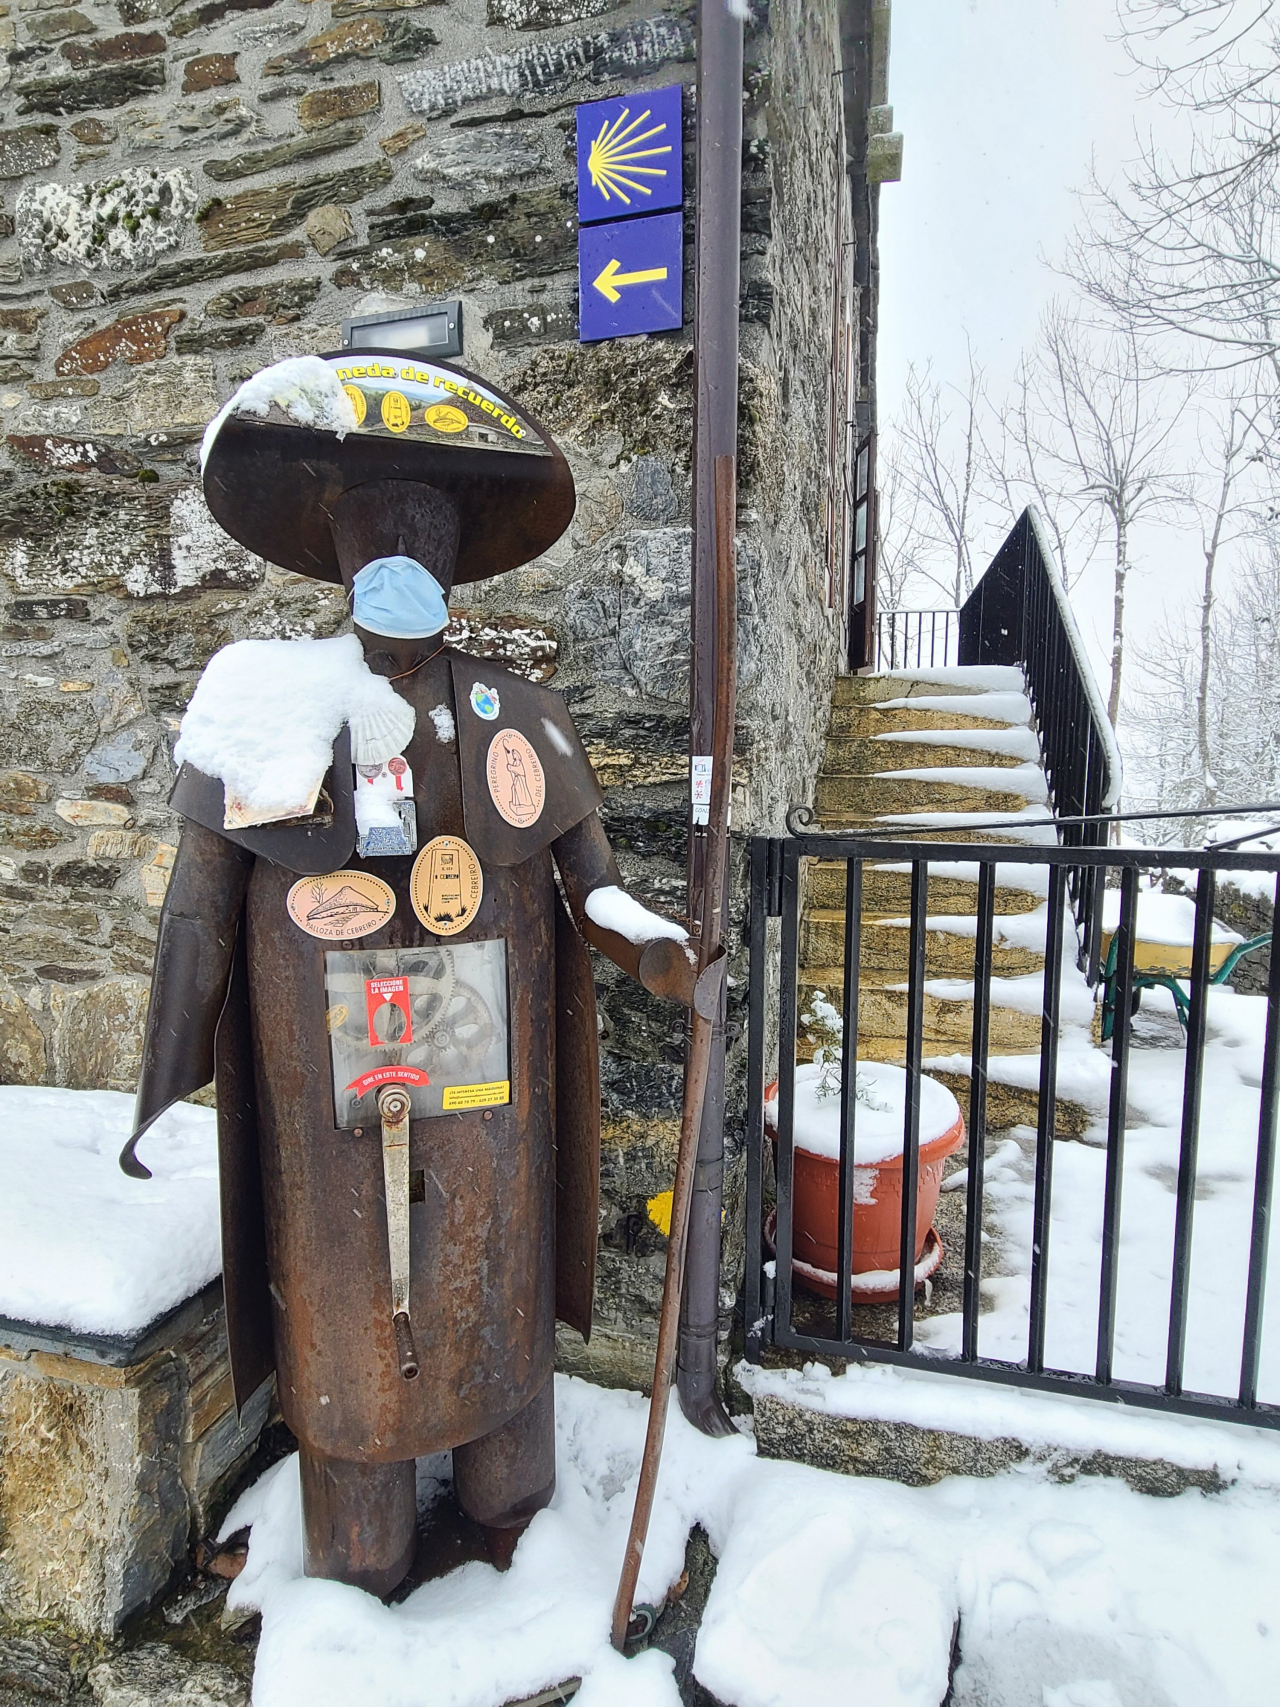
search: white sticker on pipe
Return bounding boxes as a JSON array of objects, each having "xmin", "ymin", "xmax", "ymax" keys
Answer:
[{"xmin": 691, "ymin": 754, "xmax": 713, "ymax": 826}]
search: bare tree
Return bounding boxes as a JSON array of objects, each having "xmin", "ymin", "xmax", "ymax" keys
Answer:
[
  {"xmin": 889, "ymin": 354, "xmax": 992, "ymax": 608},
  {"xmin": 1073, "ymin": 1, "xmax": 1280, "ymax": 384},
  {"xmin": 1184, "ymin": 383, "xmax": 1273, "ymax": 799},
  {"xmin": 874, "ymin": 431, "xmax": 928, "ymax": 610},
  {"xmin": 1017, "ymin": 304, "xmax": 1188, "ymax": 726}
]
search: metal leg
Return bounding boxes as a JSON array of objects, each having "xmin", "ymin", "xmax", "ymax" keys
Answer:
[
  {"xmin": 299, "ymin": 1449, "xmax": 417, "ymax": 1596},
  {"xmin": 453, "ymin": 1376, "xmax": 556, "ymax": 1532},
  {"xmin": 377, "ymin": 1084, "xmax": 419, "ymax": 1380}
]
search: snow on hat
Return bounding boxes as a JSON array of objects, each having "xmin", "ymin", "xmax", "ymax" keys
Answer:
[{"xmin": 200, "ymin": 351, "xmax": 575, "ymax": 586}]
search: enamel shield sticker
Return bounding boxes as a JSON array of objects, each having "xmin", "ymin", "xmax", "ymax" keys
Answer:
[
  {"xmin": 410, "ymin": 835, "xmax": 483, "ymax": 936},
  {"xmin": 486, "ymin": 729, "xmax": 545, "ymax": 829},
  {"xmin": 287, "ymin": 870, "xmax": 395, "ymax": 940}
]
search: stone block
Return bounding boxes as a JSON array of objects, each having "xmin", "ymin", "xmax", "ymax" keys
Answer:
[
  {"xmin": 14, "ymin": 58, "xmax": 166, "ymax": 116},
  {"xmin": 0, "ymin": 1290, "xmax": 270, "ymax": 1638},
  {"xmin": 398, "ymin": 15, "xmax": 692, "ymax": 120},
  {"xmin": 297, "ymin": 77, "xmax": 379, "ymax": 129},
  {"xmin": 378, "ymin": 120, "xmax": 424, "ymax": 156},
  {"xmin": 483, "ymin": 297, "xmax": 577, "ymax": 349},
  {"xmin": 26, "ymin": 377, "xmax": 98, "ymax": 399},
  {"xmin": 84, "ymin": 729, "xmax": 155, "ymax": 785},
  {"xmin": 21, "ymin": 7, "xmax": 93, "ymax": 43},
  {"xmin": 263, "ymin": 15, "xmax": 438, "ymax": 75},
  {"xmin": 175, "ymin": 322, "xmax": 263, "ymax": 354},
  {"xmin": 168, "ymin": 0, "xmax": 279, "ymax": 36},
  {"xmin": 119, "ymin": 94, "xmax": 262, "ymax": 155},
  {"xmin": 411, "ymin": 124, "xmax": 546, "ymax": 192},
  {"xmin": 86, "ymin": 357, "xmax": 219, "ymax": 437},
  {"xmin": 488, "ymin": 0, "xmax": 623, "ymax": 26},
  {"xmin": 17, "ymin": 168, "xmax": 196, "ymax": 273},
  {"xmin": 56, "ymin": 800, "xmax": 132, "ymax": 828},
  {"xmin": 102, "ymin": 238, "xmax": 306, "ymax": 305},
  {"xmin": 197, "ymin": 158, "xmax": 391, "ymax": 250},
  {"xmin": 0, "ymin": 968, "xmax": 46, "ymax": 1082},
  {"xmin": 302, "ymin": 202, "xmax": 351, "ymax": 255},
  {"xmin": 0, "ymin": 123, "xmax": 59, "ymax": 179},
  {"xmin": 55, "ymin": 308, "xmax": 184, "ymax": 377},
  {"xmin": 332, "ymin": 182, "xmax": 574, "ymax": 292},
  {"xmin": 61, "ymin": 29, "xmax": 166, "ymax": 66},
  {"xmin": 89, "ymin": 1644, "xmax": 249, "ymax": 1706},
  {"xmin": 0, "ymin": 694, "xmax": 99, "ymax": 772},
  {"xmin": 205, "ymin": 275, "xmax": 319, "ymax": 321},
  {"xmin": 46, "ymin": 973, "xmax": 149, "ymax": 1089},
  {"xmin": 182, "ymin": 52, "xmax": 238, "ymax": 93},
  {"xmin": 0, "ymin": 773, "xmax": 49, "ymax": 806},
  {"xmin": 203, "ymin": 119, "xmax": 367, "ymax": 183}
]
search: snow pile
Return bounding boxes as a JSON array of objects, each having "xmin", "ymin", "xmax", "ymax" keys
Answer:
[
  {"xmin": 220, "ymin": 1373, "xmax": 1280, "ymax": 1707},
  {"xmin": 915, "ymin": 986, "xmax": 1280, "ymax": 1403},
  {"xmin": 765, "ymin": 1060, "xmax": 961, "ymax": 1163},
  {"xmin": 200, "ymin": 355, "xmax": 359, "ymax": 469},
  {"xmin": 585, "ymin": 885, "xmax": 687, "ymax": 945},
  {"xmin": 0, "ymin": 1087, "xmax": 219, "ymax": 1337},
  {"xmin": 175, "ymin": 634, "xmax": 414, "ymax": 821},
  {"xmin": 1101, "ymin": 887, "xmax": 1241, "ymax": 947}
]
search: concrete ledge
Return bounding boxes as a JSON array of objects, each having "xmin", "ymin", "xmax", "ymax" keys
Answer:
[{"xmin": 751, "ymin": 1393, "xmax": 1229, "ymax": 1498}]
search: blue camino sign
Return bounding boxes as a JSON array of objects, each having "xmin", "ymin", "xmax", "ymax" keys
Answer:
[
  {"xmin": 575, "ymin": 85, "xmax": 683, "ymax": 225},
  {"xmin": 577, "ymin": 211, "xmax": 684, "ymax": 343}
]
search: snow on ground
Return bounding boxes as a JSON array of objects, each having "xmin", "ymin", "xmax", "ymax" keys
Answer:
[
  {"xmin": 220, "ymin": 1373, "xmax": 1280, "ymax": 1707},
  {"xmin": 0, "ymin": 1086, "xmax": 219, "ymax": 1336},
  {"xmin": 915, "ymin": 984, "xmax": 1280, "ymax": 1404},
  {"xmin": 1100, "ymin": 888, "xmax": 1241, "ymax": 947}
]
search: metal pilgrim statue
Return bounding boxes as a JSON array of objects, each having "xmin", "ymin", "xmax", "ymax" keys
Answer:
[{"xmin": 119, "ymin": 353, "xmax": 723, "ymax": 1595}]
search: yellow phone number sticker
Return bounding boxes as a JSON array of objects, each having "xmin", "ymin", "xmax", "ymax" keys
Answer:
[{"xmin": 441, "ymin": 1080, "xmax": 510, "ymax": 1112}]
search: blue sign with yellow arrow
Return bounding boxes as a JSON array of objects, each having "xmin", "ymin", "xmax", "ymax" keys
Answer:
[
  {"xmin": 578, "ymin": 211, "xmax": 683, "ymax": 342},
  {"xmin": 576, "ymin": 84, "xmax": 683, "ymax": 225}
]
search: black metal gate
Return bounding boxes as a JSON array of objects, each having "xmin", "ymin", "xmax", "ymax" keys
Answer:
[{"xmin": 744, "ymin": 832, "xmax": 1280, "ymax": 1430}]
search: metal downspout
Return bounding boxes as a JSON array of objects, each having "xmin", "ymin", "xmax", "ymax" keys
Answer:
[{"xmin": 677, "ymin": 0, "xmax": 744, "ymax": 1437}]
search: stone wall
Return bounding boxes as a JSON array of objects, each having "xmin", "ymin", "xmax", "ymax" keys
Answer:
[{"xmin": 0, "ymin": 0, "xmax": 859, "ymax": 1373}]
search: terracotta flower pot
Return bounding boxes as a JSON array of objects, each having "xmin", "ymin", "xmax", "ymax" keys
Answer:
[{"xmin": 764, "ymin": 1062, "xmax": 965, "ymax": 1303}]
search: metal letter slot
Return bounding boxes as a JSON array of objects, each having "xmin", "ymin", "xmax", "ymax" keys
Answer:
[{"xmin": 376, "ymin": 1083, "xmax": 419, "ymax": 1380}]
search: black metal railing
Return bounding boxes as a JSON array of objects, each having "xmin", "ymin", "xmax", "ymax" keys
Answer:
[
  {"xmin": 960, "ymin": 508, "xmax": 1122, "ymax": 976},
  {"xmin": 875, "ymin": 607, "xmax": 958, "ymax": 672},
  {"xmin": 744, "ymin": 832, "xmax": 1280, "ymax": 1430}
]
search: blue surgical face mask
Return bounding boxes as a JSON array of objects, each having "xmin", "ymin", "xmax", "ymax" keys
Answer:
[{"xmin": 351, "ymin": 555, "xmax": 449, "ymax": 639}]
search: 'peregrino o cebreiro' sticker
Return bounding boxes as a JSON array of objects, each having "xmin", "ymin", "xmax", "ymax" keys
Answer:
[
  {"xmin": 470, "ymin": 682, "xmax": 500, "ymax": 721},
  {"xmin": 486, "ymin": 729, "xmax": 545, "ymax": 829},
  {"xmin": 410, "ymin": 835, "xmax": 483, "ymax": 936},
  {"xmin": 287, "ymin": 870, "xmax": 395, "ymax": 940}
]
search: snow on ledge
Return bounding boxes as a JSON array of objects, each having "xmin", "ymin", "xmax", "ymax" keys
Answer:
[
  {"xmin": 0, "ymin": 1086, "xmax": 219, "ymax": 1338},
  {"xmin": 737, "ymin": 1359, "xmax": 1280, "ymax": 1488}
]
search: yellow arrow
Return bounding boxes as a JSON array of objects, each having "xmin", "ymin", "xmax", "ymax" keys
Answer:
[{"xmin": 592, "ymin": 256, "xmax": 669, "ymax": 304}]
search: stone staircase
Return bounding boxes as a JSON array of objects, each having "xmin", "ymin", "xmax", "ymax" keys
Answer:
[{"xmin": 798, "ymin": 670, "xmax": 1089, "ymax": 1132}]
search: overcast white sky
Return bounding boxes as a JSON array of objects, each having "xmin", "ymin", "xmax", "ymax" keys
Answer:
[{"xmin": 876, "ymin": 0, "xmax": 1202, "ymax": 686}]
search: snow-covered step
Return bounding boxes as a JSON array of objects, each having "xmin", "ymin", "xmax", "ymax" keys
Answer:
[
  {"xmin": 815, "ymin": 771, "xmax": 1036, "ymax": 819},
  {"xmin": 797, "ymin": 974, "xmax": 1043, "ymax": 1056},
  {"xmin": 806, "ymin": 860, "xmax": 1045, "ymax": 916},
  {"xmin": 801, "ymin": 911, "xmax": 1046, "ymax": 977}
]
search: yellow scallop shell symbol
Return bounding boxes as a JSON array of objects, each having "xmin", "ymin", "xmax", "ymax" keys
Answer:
[
  {"xmin": 342, "ymin": 383, "xmax": 367, "ymax": 427},
  {"xmin": 380, "ymin": 390, "xmax": 412, "ymax": 434},
  {"xmin": 425, "ymin": 402, "xmax": 469, "ymax": 435}
]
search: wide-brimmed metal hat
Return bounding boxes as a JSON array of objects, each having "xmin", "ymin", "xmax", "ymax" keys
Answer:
[{"xmin": 201, "ymin": 351, "xmax": 575, "ymax": 585}]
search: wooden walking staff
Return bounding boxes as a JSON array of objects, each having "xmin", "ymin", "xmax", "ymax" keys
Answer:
[{"xmin": 610, "ymin": 454, "xmax": 737, "ymax": 1652}]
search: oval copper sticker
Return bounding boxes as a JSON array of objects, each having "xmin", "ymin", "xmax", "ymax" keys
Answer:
[
  {"xmin": 410, "ymin": 835, "xmax": 483, "ymax": 936},
  {"xmin": 486, "ymin": 729, "xmax": 545, "ymax": 829},
  {"xmin": 287, "ymin": 870, "xmax": 395, "ymax": 940}
]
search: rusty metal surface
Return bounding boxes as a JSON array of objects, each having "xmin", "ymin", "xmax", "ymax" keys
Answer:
[
  {"xmin": 214, "ymin": 925, "xmax": 275, "ymax": 1413},
  {"xmin": 450, "ymin": 654, "xmax": 602, "ymax": 868},
  {"xmin": 169, "ymin": 727, "xmax": 356, "ymax": 877},
  {"xmin": 299, "ymin": 1449, "xmax": 417, "ymax": 1595},
  {"xmin": 123, "ymin": 822, "xmax": 252, "ymax": 1175},
  {"xmin": 552, "ymin": 890, "xmax": 599, "ymax": 1342},
  {"xmin": 453, "ymin": 1376, "xmax": 555, "ymax": 1530},
  {"xmin": 202, "ymin": 352, "xmax": 576, "ymax": 587},
  {"xmin": 248, "ymin": 649, "xmax": 557, "ymax": 1462}
]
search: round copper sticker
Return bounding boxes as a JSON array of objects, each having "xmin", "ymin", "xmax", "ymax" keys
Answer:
[
  {"xmin": 410, "ymin": 835, "xmax": 483, "ymax": 936},
  {"xmin": 486, "ymin": 729, "xmax": 545, "ymax": 829},
  {"xmin": 286, "ymin": 870, "xmax": 395, "ymax": 940}
]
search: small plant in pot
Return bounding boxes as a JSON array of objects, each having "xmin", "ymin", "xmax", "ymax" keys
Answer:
[{"xmin": 764, "ymin": 992, "xmax": 966, "ymax": 1303}]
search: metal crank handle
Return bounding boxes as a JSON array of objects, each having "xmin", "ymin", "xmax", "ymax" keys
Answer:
[{"xmin": 376, "ymin": 1084, "xmax": 419, "ymax": 1382}]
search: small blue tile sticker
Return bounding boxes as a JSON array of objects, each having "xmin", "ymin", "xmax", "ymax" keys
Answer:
[
  {"xmin": 576, "ymin": 84, "xmax": 683, "ymax": 226},
  {"xmin": 577, "ymin": 212, "xmax": 684, "ymax": 343}
]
